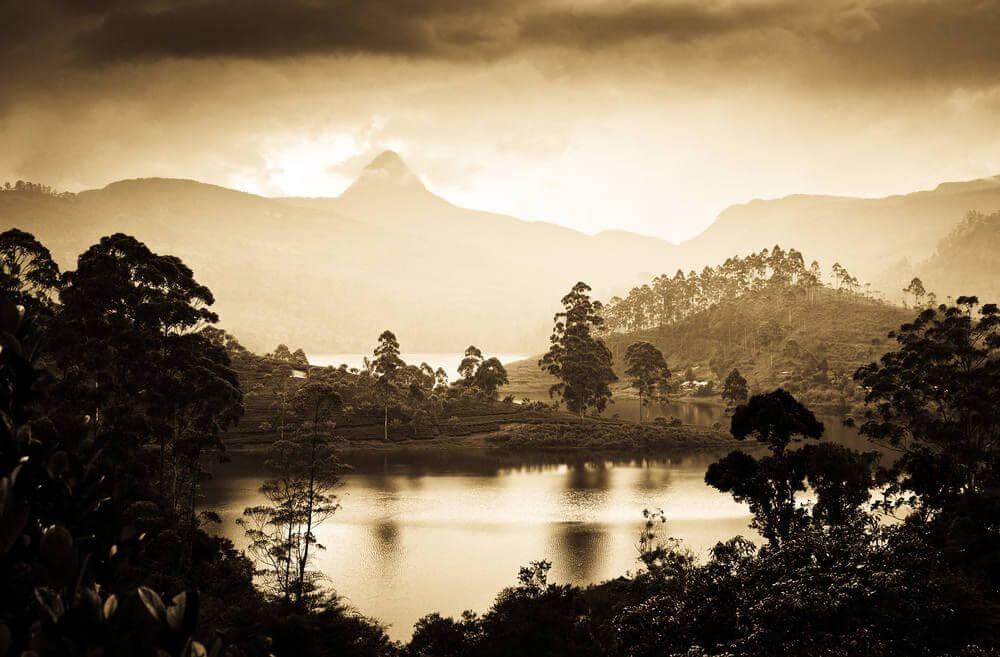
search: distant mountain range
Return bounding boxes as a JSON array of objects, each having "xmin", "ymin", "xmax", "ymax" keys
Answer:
[{"xmin": 3, "ymin": 151, "xmax": 999, "ymax": 352}]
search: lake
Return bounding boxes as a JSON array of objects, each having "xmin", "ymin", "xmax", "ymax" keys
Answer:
[{"xmin": 204, "ymin": 400, "xmax": 874, "ymax": 640}]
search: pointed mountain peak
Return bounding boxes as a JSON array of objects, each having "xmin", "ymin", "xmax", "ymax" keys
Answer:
[
  {"xmin": 340, "ymin": 149, "xmax": 430, "ymax": 201},
  {"xmin": 358, "ymin": 150, "xmax": 422, "ymax": 186},
  {"xmin": 365, "ymin": 149, "xmax": 408, "ymax": 172}
]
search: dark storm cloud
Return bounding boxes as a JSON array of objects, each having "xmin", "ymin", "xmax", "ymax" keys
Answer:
[
  {"xmin": 3, "ymin": 1, "xmax": 1000, "ymax": 91},
  {"xmin": 63, "ymin": 0, "xmax": 1000, "ymax": 87},
  {"xmin": 74, "ymin": 0, "xmax": 512, "ymax": 61},
  {"xmin": 517, "ymin": 1, "xmax": 803, "ymax": 49}
]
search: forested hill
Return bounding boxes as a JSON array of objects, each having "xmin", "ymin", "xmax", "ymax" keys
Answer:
[
  {"xmin": 597, "ymin": 248, "xmax": 911, "ymax": 411},
  {"xmin": 905, "ymin": 210, "xmax": 1000, "ymax": 305}
]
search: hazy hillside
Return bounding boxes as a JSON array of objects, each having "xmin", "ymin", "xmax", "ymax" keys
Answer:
[
  {"xmin": 909, "ymin": 210, "xmax": 1000, "ymax": 304},
  {"xmin": 683, "ymin": 177, "xmax": 1000, "ymax": 287},
  {"xmin": 2, "ymin": 153, "xmax": 998, "ymax": 353},
  {"xmin": 0, "ymin": 152, "xmax": 676, "ymax": 352}
]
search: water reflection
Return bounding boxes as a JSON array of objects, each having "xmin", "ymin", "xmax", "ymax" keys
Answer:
[
  {"xmin": 566, "ymin": 461, "xmax": 612, "ymax": 490},
  {"xmin": 202, "ymin": 401, "xmax": 884, "ymax": 641},
  {"xmin": 202, "ymin": 447, "xmax": 753, "ymax": 640},
  {"xmin": 548, "ymin": 522, "xmax": 609, "ymax": 582}
]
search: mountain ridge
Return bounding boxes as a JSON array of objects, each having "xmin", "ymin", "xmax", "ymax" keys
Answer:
[{"xmin": 3, "ymin": 153, "xmax": 1000, "ymax": 353}]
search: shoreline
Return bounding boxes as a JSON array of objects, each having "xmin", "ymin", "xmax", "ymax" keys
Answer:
[{"xmin": 225, "ymin": 421, "xmax": 739, "ymax": 455}]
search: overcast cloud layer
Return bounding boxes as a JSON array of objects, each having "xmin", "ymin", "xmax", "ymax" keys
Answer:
[{"xmin": 2, "ymin": 0, "xmax": 1000, "ymax": 241}]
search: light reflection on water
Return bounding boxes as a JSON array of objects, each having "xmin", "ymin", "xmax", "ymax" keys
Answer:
[
  {"xmin": 202, "ymin": 403, "xmax": 873, "ymax": 640},
  {"xmin": 202, "ymin": 451, "xmax": 753, "ymax": 640}
]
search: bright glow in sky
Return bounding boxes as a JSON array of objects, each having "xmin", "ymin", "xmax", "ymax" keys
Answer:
[{"xmin": 3, "ymin": 1, "xmax": 1000, "ymax": 243}]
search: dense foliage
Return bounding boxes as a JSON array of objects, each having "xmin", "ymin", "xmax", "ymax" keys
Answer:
[
  {"xmin": 0, "ymin": 230, "xmax": 395, "ymax": 657},
  {"xmin": 601, "ymin": 246, "xmax": 836, "ymax": 333},
  {"xmin": 599, "ymin": 249, "xmax": 907, "ymax": 412}
]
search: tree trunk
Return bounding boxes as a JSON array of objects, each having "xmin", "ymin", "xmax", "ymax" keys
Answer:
[
  {"xmin": 185, "ymin": 466, "xmax": 197, "ymax": 572},
  {"xmin": 384, "ymin": 403, "xmax": 389, "ymax": 441},
  {"xmin": 297, "ymin": 432, "xmax": 318, "ymax": 607},
  {"xmin": 284, "ymin": 511, "xmax": 294, "ymax": 602},
  {"xmin": 638, "ymin": 390, "xmax": 643, "ymax": 424}
]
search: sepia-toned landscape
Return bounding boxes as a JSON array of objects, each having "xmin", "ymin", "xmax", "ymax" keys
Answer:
[{"xmin": 2, "ymin": 2, "xmax": 1000, "ymax": 656}]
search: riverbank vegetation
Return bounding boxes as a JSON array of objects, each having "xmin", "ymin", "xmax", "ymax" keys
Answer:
[
  {"xmin": 3, "ymin": 226, "xmax": 1000, "ymax": 656},
  {"xmin": 486, "ymin": 420, "xmax": 731, "ymax": 451}
]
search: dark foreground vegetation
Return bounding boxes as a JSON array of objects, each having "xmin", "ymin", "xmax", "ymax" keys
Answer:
[{"xmin": 2, "ymin": 226, "xmax": 999, "ymax": 657}]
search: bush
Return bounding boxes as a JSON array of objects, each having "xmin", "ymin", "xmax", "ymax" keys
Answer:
[{"xmin": 486, "ymin": 421, "xmax": 731, "ymax": 450}]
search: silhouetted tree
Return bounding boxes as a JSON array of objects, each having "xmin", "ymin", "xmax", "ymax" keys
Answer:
[
  {"xmin": 624, "ymin": 341, "xmax": 670, "ymax": 423},
  {"xmin": 539, "ymin": 282, "xmax": 617, "ymax": 419},
  {"xmin": 474, "ymin": 357, "xmax": 509, "ymax": 400},
  {"xmin": 706, "ymin": 389, "xmax": 825, "ymax": 544},
  {"xmin": 373, "ymin": 330, "xmax": 404, "ymax": 440},
  {"xmin": 0, "ymin": 228, "xmax": 61, "ymax": 313},
  {"xmin": 239, "ymin": 382, "xmax": 342, "ymax": 610},
  {"xmin": 457, "ymin": 345, "xmax": 483, "ymax": 381},
  {"xmin": 855, "ymin": 297, "xmax": 1000, "ymax": 510},
  {"xmin": 903, "ymin": 277, "xmax": 927, "ymax": 307},
  {"xmin": 53, "ymin": 234, "xmax": 241, "ymax": 551},
  {"xmin": 721, "ymin": 368, "xmax": 749, "ymax": 408}
]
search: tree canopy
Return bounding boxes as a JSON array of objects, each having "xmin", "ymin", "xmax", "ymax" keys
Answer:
[{"xmin": 855, "ymin": 296, "xmax": 1000, "ymax": 510}]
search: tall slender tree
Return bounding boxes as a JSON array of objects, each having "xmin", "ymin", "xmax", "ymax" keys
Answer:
[
  {"xmin": 539, "ymin": 282, "xmax": 617, "ymax": 419},
  {"xmin": 373, "ymin": 330, "xmax": 404, "ymax": 440}
]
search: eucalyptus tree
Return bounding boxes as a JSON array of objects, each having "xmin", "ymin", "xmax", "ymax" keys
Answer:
[
  {"xmin": 706, "ymin": 389, "xmax": 825, "ymax": 544},
  {"xmin": 539, "ymin": 282, "xmax": 617, "ymax": 419},
  {"xmin": 458, "ymin": 345, "xmax": 483, "ymax": 381},
  {"xmin": 474, "ymin": 357, "xmax": 509, "ymax": 400},
  {"xmin": 624, "ymin": 341, "xmax": 671, "ymax": 423},
  {"xmin": 373, "ymin": 330, "xmax": 404, "ymax": 440},
  {"xmin": 903, "ymin": 277, "xmax": 927, "ymax": 308}
]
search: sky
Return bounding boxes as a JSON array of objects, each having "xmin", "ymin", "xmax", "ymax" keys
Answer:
[{"xmin": 2, "ymin": 0, "xmax": 1000, "ymax": 243}]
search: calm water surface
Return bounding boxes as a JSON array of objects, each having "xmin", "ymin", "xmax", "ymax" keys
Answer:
[{"xmin": 203, "ymin": 401, "xmax": 871, "ymax": 640}]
